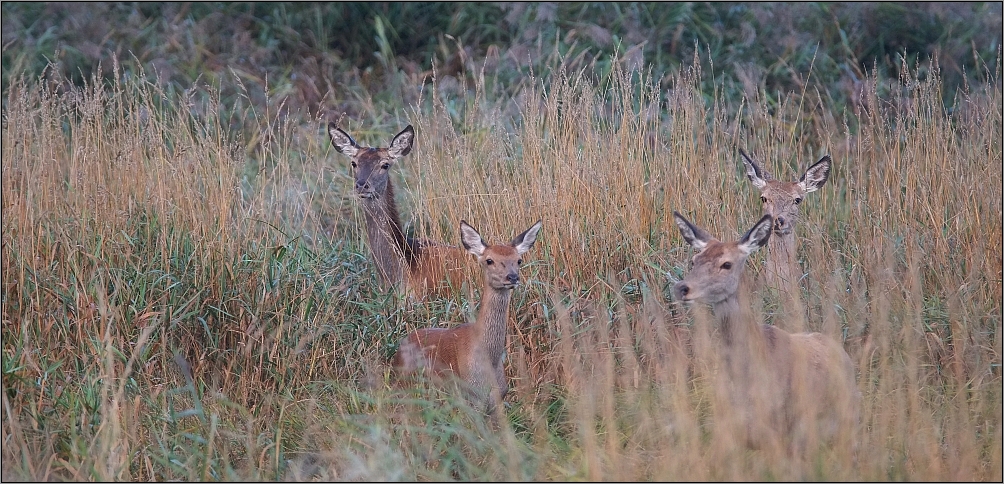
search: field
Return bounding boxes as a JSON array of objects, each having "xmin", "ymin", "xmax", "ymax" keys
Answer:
[{"xmin": 2, "ymin": 3, "xmax": 1002, "ymax": 481}]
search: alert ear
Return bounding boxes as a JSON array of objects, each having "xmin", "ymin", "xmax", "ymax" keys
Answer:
[
  {"xmin": 737, "ymin": 214, "xmax": 773, "ymax": 256},
  {"xmin": 739, "ymin": 148, "xmax": 771, "ymax": 189},
  {"xmin": 328, "ymin": 123, "xmax": 360, "ymax": 157},
  {"xmin": 460, "ymin": 220, "xmax": 487, "ymax": 257},
  {"xmin": 673, "ymin": 211, "xmax": 714, "ymax": 251},
  {"xmin": 512, "ymin": 220, "xmax": 542, "ymax": 255},
  {"xmin": 388, "ymin": 125, "xmax": 415, "ymax": 159},
  {"xmin": 798, "ymin": 155, "xmax": 832, "ymax": 193}
]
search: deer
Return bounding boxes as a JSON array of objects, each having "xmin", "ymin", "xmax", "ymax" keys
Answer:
[
  {"xmin": 392, "ymin": 219, "xmax": 542, "ymax": 424},
  {"xmin": 738, "ymin": 149, "xmax": 831, "ymax": 300},
  {"xmin": 329, "ymin": 123, "xmax": 469, "ymax": 299},
  {"xmin": 672, "ymin": 211, "xmax": 859, "ymax": 462}
]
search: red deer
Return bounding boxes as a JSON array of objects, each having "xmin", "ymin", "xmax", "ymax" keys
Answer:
[
  {"xmin": 672, "ymin": 211, "xmax": 859, "ymax": 460},
  {"xmin": 738, "ymin": 149, "xmax": 831, "ymax": 298},
  {"xmin": 329, "ymin": 124, "xmax": 468, "ymax": 299},
  {"xmin": 392, "ymin": 219, "xmax": 542, "ymax": 423}
]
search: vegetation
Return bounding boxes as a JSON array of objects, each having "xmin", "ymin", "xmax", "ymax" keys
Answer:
[{"xmin": 2, "ymin": 2, "xmax": 1001, "ymax": 481}]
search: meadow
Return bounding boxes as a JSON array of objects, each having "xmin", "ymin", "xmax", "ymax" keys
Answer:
[{"xmin": 2, "ymin": 2, "xmax": 1002, "ymax": 481}]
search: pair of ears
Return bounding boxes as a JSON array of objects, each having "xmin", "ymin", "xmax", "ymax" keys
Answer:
[
  {"xmin": 460, "ymin": 220, "xmax": 543, "ymax": 258},
  {"xmin": 740, "ymin": 149, "xmax": 832, "ymax": 194},
  {"xmin": 328, "ymin": 124, "xmax": 415, "ymax": 160},
  {"xmin": 674, "ymin": 211, "xmax": 773, "ymax": 257}
]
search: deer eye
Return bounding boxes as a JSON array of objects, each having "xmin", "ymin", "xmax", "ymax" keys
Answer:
[
  {"xmin": 794, "ymin": 197, "xmax": 803, "ymax": 204},
  {"xmin": 485, "ymin": 258, "xmax": 494, "ymax": 265},
  {"xmin": 517, "ymin": 259, "xmax": 523, "ymax": 265},
  {"xmin": 720, "ymin": 262, "xmax": 733, "ymax": 270},
  {"xmin": 380, "ymin": 163, "xmax": 391, "ymax": 170},
  {"xmin": 760, "ymin": 196, "xmax": 767, "ymax": 203}
]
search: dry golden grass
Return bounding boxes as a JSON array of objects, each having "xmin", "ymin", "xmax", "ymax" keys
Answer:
[{"xmin": 2, "ymin": 54, "xmax": 1001, "ymax": 480}]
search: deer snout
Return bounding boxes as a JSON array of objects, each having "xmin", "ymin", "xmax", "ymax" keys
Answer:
[
  {"xmin": 506, "ymin": 273, "xmax": 520, "ymax": 285},
  {"xmin": 773, "ymin": 216, "xmax": 792, "ymax": 234},
  {"xmin": 673, "ymin": 281, "xmax": 691, "ymax": 301},
  {"xmin": 354, "ymin": 179, "xmax": 375, "ymax": 198}
]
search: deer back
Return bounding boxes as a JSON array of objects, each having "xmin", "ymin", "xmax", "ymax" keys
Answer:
[
  {"xmin": 407, "ymin": 241, "xmax": 471, "ymax": 299},
  {"xmin": 393, "ymin": 324, "xmax": 476, "ymax": 378}
]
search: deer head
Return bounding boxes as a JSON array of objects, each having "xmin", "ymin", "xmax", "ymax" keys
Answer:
[
  {"xmin": 460, "ymin": 220, "xmax": 542, "ymax": 291},
  {"xmin": 328, "ymin": 123, "xmax": 415, "ymax": 200},
  {"xmin": 739, "ymin": 149, "xmax": 831, "ymax": 236},
  {"xmin": 672, "ymin": 212, "xmax": 773, "ymax": 305}
]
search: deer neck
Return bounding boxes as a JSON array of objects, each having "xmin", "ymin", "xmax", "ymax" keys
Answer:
[
  {"xmin": 360, "ymin": 180, "xmax": 415, "ymax": 287},
  {"xmin": 765, "ymin": 231, "xmax": 799, "ymax": 291},
  {"xmin": 711, "ymin": 294, "xmax": 761, "ymax": 351},
  {"xmin": 472, "ymin": 287, "xmax": 512, "ymax": 367}
]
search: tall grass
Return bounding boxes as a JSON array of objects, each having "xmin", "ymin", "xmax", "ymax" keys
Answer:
[{"xmin": 2, "ymin": 49, "xmax": 1001, "ymax": 480}]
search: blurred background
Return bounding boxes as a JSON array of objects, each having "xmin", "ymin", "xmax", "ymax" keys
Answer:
[{"xmin": 4, "ymin": 2, "xmax": 1001, "ymax": 120}]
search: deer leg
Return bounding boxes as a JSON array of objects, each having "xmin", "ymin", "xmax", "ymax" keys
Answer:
[
  {"xmin": 494, "ymin": 364, "xmax": 509, "ymax": 402},
  {"xmin": 463, "ymin": 364, "xmax": 500, "ymax": 426}
]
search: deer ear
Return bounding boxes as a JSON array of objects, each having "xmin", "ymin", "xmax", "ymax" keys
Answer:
[
  {"xmin": 328, "ymin": 123, "xmax": 359, "ymax": 157},
  {"xmin": 673, "ymin": 212, "xmax": 712, "ymax": 251},
  {"xmin": 739, "ymin": 149, "xmax": 770, "ymax": 189},
  {"xmin": 512, "ymin": 220, "xmax": 542, "ymax": 255},
  {"xmin": 738, "ymin": 214, "xmax": 773, "ymax": 255},
  {"xmin": 388, "ymin": 125, "xmax": 415, "ymax": 159},
  {"xmin": 798, "ymin": 155, "xmax": 831, "ymax": 193},
  {"xmin": 460, "ymin": 220, "xmax": 487, "ymax": 257}
]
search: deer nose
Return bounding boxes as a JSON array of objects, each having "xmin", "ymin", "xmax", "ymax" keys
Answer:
[
  {"xmin": 506, "ymin": 273, "xmax": 520, "ymax": 285},
  {"xmin": 775, "ymin": 216, "xmax": 786, "ymax": 227},
  {"xmin": 355, "ymin": 180, "xmax": 369, "ymax": 190},
  {"xmin": 673, "ymin": 282, "xmax": 690, "ymax": 300}
]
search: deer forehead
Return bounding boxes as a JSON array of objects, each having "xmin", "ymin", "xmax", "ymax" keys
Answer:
[
  {"xmin": 353, "ymin": 148, "xmax": 392, "ymax": 166},
  {"xmin": 693, "ymin": 241, "xmax": 742, "ymax": 265},
  {"xmin": 483, "ymin": 245, "xmax": 520, "ymax": 262},
  {"xmin": 761, "ymin": 180, "xmax": 804, "ymax": 202}
]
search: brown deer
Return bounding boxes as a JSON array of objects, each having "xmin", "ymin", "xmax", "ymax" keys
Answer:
[
  {"xmin": 738, "ymin": 149, "xmax": 831, "ymax": 298},
  {"xmin": 329, "ymin": 124, "xmax": 468, "ymax": 299},
  {"xmin": 392, "ymin": 219, "xmax": 542, "ymax": 422},
  {"xmin": 672, "ymin": 211, "xmax": 859, "ymax": 460}
]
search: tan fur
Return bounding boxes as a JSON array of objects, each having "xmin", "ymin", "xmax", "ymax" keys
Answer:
[
  {"xmin": 673, "ymin": 211, "xmax": 859, "ymax": 459},
  {"xmin": 328, "ymin": 124, "xmax": 470, "ymax": 299},
  {"xmin": 392, "ymin": 220, "xmax": 542, "ymax": 423}
]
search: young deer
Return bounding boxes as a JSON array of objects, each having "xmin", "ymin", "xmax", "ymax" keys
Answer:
[
  {"xmin": 392, "ymin": 219, "xmax": 542, "ymax": 421},
  {"xmin": 329, "ymin": 124, "xmax": 468, "ymax": 299},
  {"xmin": 738, "ymin": 149, "xmax": 831, "ymax": 296},
  {"xmin": 672, "ymin": 211, "xmax": 859, "ymax": 460}
]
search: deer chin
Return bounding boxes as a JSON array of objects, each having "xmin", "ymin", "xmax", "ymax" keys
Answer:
[
  {"xmin": 355, "ymin": 190, "xmax": 377, "ymax": 200},
  {"xmin": 773, "ymin": 226, "xmax": 793, "ymax": 236}
]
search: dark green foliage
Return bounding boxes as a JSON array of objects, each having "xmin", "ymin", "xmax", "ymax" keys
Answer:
[{"xmin": 3, "ymin": 2, "xmax": 999, "ymax": 115}]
